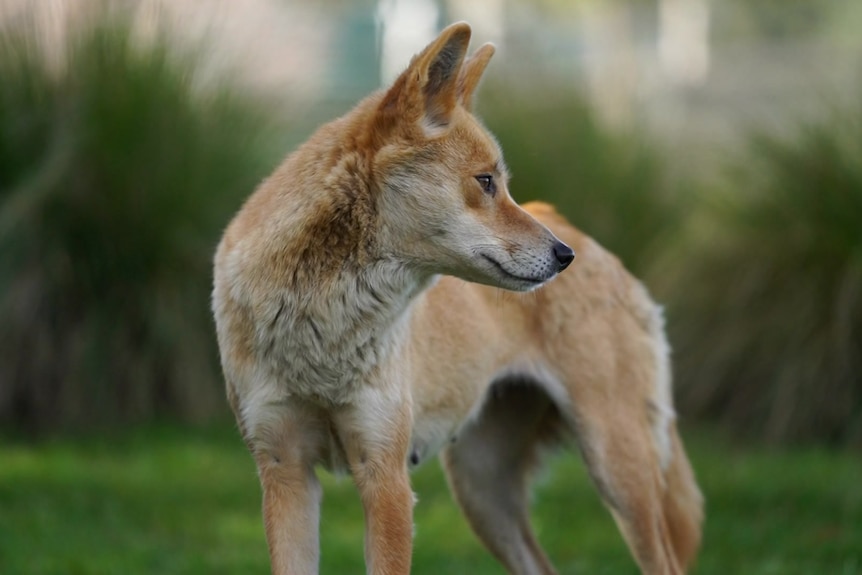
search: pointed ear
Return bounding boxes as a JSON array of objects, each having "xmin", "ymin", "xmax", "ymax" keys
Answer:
[
  {"xmin": 379, "ymin": 22, "xmax": 472, "ymax": 137},
  {"xmin": 458, "ymin": 43, "xmax": 495, "ymax": 110}
]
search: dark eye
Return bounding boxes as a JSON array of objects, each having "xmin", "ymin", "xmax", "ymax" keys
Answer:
[{"xmin": 475, "ymin": 174, "xmax": 496, "ymax": 195}]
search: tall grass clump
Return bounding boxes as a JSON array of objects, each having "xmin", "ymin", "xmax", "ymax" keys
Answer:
[
  {"xmin": 479, "ymin": 83, "xmax": 680, "ymax": 276},
  {"xmin": 0, "ymin": 10, "xmax": 281, "ymax": 433},
  {"xmin": 667, "ymin": 112, "xmax": 862, "ymax": 446}
]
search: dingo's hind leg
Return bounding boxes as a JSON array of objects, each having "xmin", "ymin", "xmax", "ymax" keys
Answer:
[
  {"xmin": 563, "ymin": 379, "xmax": 700, "ymax": 574},
  {"xmin": 442, "ymin": 380, "xmax": 561, "ymax": 575}
]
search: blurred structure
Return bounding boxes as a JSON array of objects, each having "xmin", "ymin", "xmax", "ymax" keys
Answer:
[
  {"xmin": 3, "ymin": 0, "xmax": 860, "ymax": 156},
  {"xmin": 658, "ymin": 0, "xmax": 710, "ymax": 86},
  {"xmin": 377, "ymin": 0, "xmax": 440, "ymax": 85}
]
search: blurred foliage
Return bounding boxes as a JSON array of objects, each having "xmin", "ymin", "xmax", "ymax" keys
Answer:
[
  {"xmin": 721, "ymin": 0, "xmax": 832, "ymax": 40},
  {"xmin": 0, "ymin": 10, "xmax": 282, "ymax": 433},
  {"xmin": 1, "ymin": 4, "xmax": 859, "ymax": 450},
  {"xmin": 479, "ymin": 82, "xmax": 682, "ymax": 277},
  {"xmin": 664, "ymin": 111, "xmax": 862, "ymax": 447}
]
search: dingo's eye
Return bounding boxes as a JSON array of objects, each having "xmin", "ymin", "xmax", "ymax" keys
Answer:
[{"xmin": 475, "ymin": 174, "xmax": 496, "ymax": 195}]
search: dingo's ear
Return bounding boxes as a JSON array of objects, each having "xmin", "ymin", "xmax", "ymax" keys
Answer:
[
  {"xmin": 458, "ymin": 43, "xmax": 495, "ymax": 110},
  {"xmin": 379, "ymin": 22, "xmax": 471, "ymax": 137}
]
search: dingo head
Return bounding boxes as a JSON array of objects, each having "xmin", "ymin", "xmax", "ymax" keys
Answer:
[{"xmin": 371, "ymin": 23, "xmax": 573, "ymax": 292}]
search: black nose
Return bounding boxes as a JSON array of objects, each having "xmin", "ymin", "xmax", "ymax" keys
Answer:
[{"xmin": 553, "ymin": 241, "xmax": 575, "ymax": 271}]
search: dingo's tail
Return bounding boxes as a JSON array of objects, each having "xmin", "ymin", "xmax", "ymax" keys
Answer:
[{"xmin": 663, "ymin": 427, "xmax": 704, "ymax": 571}]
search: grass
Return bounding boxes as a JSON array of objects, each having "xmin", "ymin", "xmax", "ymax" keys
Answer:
[{"xmin": 1, "ymin": 424, "xmax": 860, "ymax": 574}]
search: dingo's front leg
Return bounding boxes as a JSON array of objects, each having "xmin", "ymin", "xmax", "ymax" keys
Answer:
[
  {"xmin": 335, "ymin": 387, "xmax": 415, "ymax": 575},
  {"xmin": 246, "ymin": 400, "xmax": 328, "ymax": 575}
]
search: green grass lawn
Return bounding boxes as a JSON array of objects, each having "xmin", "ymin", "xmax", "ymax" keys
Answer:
[{"xmin": 1, "ymin": 423, "xmax": 860, "ymax": 574}]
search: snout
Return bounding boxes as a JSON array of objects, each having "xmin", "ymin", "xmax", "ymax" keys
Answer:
[{"xmin": 552, "ymin": 240, "xmax": 575, "ymax": 271}]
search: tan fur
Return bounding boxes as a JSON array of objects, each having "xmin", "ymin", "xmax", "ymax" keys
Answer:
[{"xmin": 212, "ymin": 22, "xmax": 703, "ymax": 575}]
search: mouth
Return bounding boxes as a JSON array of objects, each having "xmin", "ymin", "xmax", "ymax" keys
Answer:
[{"xmin": 481, "ymin": 254, "xmax": 548, "ymax": 287}]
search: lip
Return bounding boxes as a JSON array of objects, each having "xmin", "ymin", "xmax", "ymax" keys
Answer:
[{"xmin": 481, "ymin": 254, "xmax": 546, "ymax": 286}]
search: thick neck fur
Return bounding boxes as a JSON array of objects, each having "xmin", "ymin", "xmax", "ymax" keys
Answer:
[
  {"xmin": 250, "ymin": 98, "xmax": 431, "ymax": 405},
  {"xmin": 259, "ymin": 256, "xmax": 427, "ymax": 407}
]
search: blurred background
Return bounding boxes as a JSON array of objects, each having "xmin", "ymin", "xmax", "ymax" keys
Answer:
[{"xmin": 0, "ymin": 0, "xmax": 860, "ymax": 573}]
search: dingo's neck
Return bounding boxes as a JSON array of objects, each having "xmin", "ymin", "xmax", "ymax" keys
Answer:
[{"xmin": 261, "ymin": 258, "xmax": 433, "ymax": 405}]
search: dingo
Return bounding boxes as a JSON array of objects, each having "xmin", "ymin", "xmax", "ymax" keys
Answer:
[{"xmin": 213, "ymin": 22, "xmax": 702, "ymax": 575}]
